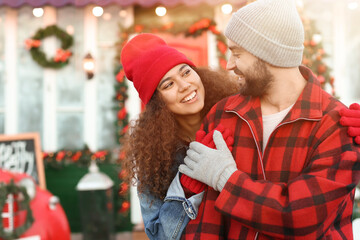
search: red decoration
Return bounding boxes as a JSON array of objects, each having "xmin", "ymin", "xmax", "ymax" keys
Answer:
[
  {"xmin": 122, "ymin": 125, "xmax": 129, "ymax": 134},
  {"xmin": 71, "ymin": 151, "xmax": 82, "ymax": 162},
  {"xmin": 330, "ymin": 77, "xmax": 335, "ymax": 85},
  {"xmin": 317, "ymin": 48, "xmax": 325, "ymax": 55},
  {"xmin": 119, "ymin": 201, "xmax": 130, "ymax": 213},
  {"xmin": 162, "ymin": 22, "xmax": 174, "ymax": 30},
  {"xmin": 118, "ymin": 169, "xmax": 127, "ymax": 179},
  {"xmin": 116, "ymin": 93, "xmax": 123, "ymax": 101},
  {"xmin": 134, "ymin": 25, "xmax": 144, "ymax": 33},
  {"xmin": 317, "ymin": 64, "xmax": 326, "ymax": 74},
  {"xmin": 116, "ymin": 70, "xmax": 125, "ymax": 83},
  {"xmin": 318, "ymin": 75, "xmax": 325, "ymax": 84},
  {"xmin": 53, "ymin": 49, "xmax": 72, "ymax": 63},
  {"xmin": 92, "ymin": 151, "xmax": 107, "ymax": 159},
  {"xmin": 117, "ymin": 108, "xmax": 127, "ymax": 120},
  {"xmin": 119, "ymin": 182, "xmax": 129, "ymax": 195},
  {"xmin": 121, "ymin": 32, "xmax": 128, "ymax": 39},
  {"xmin": 56, "ymin": 151, "xmax": 65, "ymax": 161},
  {"xmin": 217, "ymin": 41, "xmax": 227, "ymax": 55},
  {"xmin": 188, "ymin": 18, "xmax": 211, "ymax": 33},
  {"xmin": 208, "ymin": 25, "xmax": 220, "ymax": 35},
  {"xmin": 118, "ymin": 151, "xmax": 126, "ymax": 161},
  {"xmin": 25, "ymin": 39, "xmax": 41, "ymax": 50}
]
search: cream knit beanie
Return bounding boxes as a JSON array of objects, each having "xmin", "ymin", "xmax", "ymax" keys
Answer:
[{"xmin": 225, "ymin": 0, "xmax": 304, "ymax": 67}]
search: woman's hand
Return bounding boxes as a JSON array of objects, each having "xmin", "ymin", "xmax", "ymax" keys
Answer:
[
  {"xmin": 340, "ymin": 103, "xmax": 360, "ymax": 144},
  {"xmin": 180, "ymin": 131, "xmax": 237, "ymax": 192}
]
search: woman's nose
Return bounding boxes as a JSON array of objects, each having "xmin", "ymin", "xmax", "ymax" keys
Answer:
[{"xmin": 178, "ymin": 79, "xmax": 191, "ymax": 92}]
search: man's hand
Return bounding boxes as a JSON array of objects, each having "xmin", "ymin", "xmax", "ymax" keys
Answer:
[
  {"xmin": 179, "ymin": 130, "xmax": 237, "ymax": 192},
  {"xmin": 180, "ymin": 124, "xmax": 234, "ymax": 194}
]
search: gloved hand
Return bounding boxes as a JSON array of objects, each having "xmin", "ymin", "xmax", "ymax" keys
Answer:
[
  {"xmin": 340, "ymin": 103, "xmax": 360, "ymax": 144},
  {"xmin": 196, "ymin": 124, "xmax": 234, "ymax": 152},
  {"xmin": 180, "ymin": 124, "xmax": 234, "ymax": 194},
  {"xmin": 179, "ymin": 130, "xmax": 237, "ymax": 192}
]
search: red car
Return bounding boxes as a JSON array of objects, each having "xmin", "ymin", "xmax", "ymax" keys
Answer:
[{"xmin": 0, "ymin": 169, "xmax": 70, "ymax": 240}]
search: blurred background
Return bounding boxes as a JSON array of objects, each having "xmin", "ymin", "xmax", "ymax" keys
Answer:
[{"xmin": 0, "ymin": 0, "xmax": 359, "ymax": 239}]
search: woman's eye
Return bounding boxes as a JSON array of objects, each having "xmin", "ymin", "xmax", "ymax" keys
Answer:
[
  {"xmin": 164, "ymin": 82, "xmax": 173, "ymax": 89},
  {"xmin": 183, "ymin": 69, "xmax": 191, "ymax": 77}
]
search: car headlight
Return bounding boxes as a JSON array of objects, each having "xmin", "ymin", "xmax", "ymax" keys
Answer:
[{"xmin": 18, "ymin": 177, "xmax": 36, "ymax": 200}]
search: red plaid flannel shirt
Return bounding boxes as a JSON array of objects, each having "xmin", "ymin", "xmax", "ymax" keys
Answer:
[{"xmin": 182, "ymin": 66, "xmax": 360, "ymax": 239}]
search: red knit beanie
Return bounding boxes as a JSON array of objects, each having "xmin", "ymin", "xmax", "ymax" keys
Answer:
[{"xmin": 120, "ymin": 33, "xmax": 195, "ymax": 104}]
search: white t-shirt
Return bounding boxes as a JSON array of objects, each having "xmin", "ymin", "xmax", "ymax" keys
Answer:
[{"xmin": 262, "ymin": 104, "xmax": 294, "ymax": 152}]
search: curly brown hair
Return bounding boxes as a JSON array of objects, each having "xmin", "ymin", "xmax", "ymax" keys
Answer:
[{"xmin": 122, "ymin": 67, "xmax": 239, "ymax": 200}]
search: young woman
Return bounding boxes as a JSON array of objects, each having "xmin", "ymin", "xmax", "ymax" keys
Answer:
[
  {"xmin": 120, "ymin": 33, "xmax": 360, "ymax": 240},
  {"xmin": 121, "ymin": 33, "xmax": 238, "ymax": 239}
]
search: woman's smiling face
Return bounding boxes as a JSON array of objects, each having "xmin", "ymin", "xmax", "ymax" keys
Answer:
[{"xmin": 157, "ymin": 64, "xmax": 205, "ymax": 117}]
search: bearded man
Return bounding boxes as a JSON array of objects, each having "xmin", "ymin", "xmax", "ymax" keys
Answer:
[{"xmin": 179, "ymin": 0, "xmax": 360, "ymax": 239}]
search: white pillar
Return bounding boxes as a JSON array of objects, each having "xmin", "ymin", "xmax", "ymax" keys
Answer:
[
  {"xmin": 42, "ymin": 6, "xmax": 58, "ymax": 151},
  {"xmin": 83, "ymin": 5, "xmax": 98, "ymax": 151},
  {"xmin": 207, "ymin": 31, "xmax": 218, "ymax": 69},
  {"xmin": 119, "ymin": 6, "xmax": 143, "ymax": 226},
  {"xmin": 126, "ymin": 78, "xmax": 142, "ymax": 226},
  {"xmin": 4, "ymin": 8, "xmax": 18, "ymax": 134}
]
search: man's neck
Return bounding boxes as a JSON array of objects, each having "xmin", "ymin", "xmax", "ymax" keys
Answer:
[{"xmin": 260, "ymin": 66, "xmax": 307, "ymax": 115}]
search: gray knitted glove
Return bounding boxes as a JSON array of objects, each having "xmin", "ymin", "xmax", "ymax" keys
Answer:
[{"xmin": 179, "ymin": 130, "xmax": 237, "ymax": 192}]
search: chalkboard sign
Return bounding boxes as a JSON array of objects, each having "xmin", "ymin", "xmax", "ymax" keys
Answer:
[{"xmin": 0, "ymin": 132, "xmax": 46, "ymax": 189}]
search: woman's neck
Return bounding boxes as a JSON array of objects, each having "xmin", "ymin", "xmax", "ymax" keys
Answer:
[{"xmin": 176, "ymin": 114, "xmax": 202, "ymax": 142}]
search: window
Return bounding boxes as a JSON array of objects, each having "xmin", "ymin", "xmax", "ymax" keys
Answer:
[{"xmin": 1, "ymin": 6, "xmax": 124, "ymax": 151}]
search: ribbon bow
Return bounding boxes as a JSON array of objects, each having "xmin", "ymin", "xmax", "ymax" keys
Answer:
[
  {"xmin": 54, "ymin": 49, "xmax": 72, "ymax": 63},
  {"xmin": 25, "ymin": 39, "xmax": 41, "ymax": 50}
]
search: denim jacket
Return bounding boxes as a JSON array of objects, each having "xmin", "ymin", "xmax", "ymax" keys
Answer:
[{"xmin": 139, "ymin": 171, "xmax": 204, "ymax": 240}]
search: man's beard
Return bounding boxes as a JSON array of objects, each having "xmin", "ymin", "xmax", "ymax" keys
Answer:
[{"xmin": 239, "ymin": 59, "xmax": 273, "ymax": 97}]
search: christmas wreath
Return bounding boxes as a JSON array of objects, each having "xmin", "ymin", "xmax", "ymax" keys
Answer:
[
  {"xmin": 25, "ymin": 25, "xmax": 73, "ymax": 69},
  {"xmin": 0, "ymin": 180, "xmax": 34, "ymax": 240}
]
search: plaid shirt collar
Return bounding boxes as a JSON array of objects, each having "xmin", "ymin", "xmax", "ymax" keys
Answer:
[{"xmin": 224, "ymin": 65, "xmax": 324, "ymax": 123}]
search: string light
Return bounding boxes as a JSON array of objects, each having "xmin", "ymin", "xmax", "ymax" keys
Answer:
[
  {"xmin": 119, "ymin": 10, "xmax": 127, "ymax": 18},
  {"xmin": 296, "ymin": 0, "xmax": 304, "ymax": 9},
  {"xmin": 221, "ymin": 4, "xmax": 233, "ymax": 15},
  {"xmin": 155, "ymin": 6, "xmax": 167, "ymax": 17},
  {"xmin": 92, "ymin": 6, "xmax": 104, "ymax": 17},
  {"xmin": 103, "ymin": 13, "xmax": 112, "ymax": 20},
  {"xmin": 66, "ymin": 25, "xmax": 74, "ymax": 35},
  {"xmin": 33, "ymin": 8, "xmax": 44, "ymax": 18},
  {"xmin": 312, "ymin": 34, "xmax": 322, "ymax": 44}
]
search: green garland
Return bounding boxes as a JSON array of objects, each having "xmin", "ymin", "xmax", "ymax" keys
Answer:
[
  {"xmin": 43, "ymin": 145, "xmax": 112, "ymax": 169},
  {"xmin": 27, "ymin": 25, "xmax": 73, "ymax": 69},
  {"xmin": 0, "ymin": 180, "xmax": 34, "ymax": 240}
]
